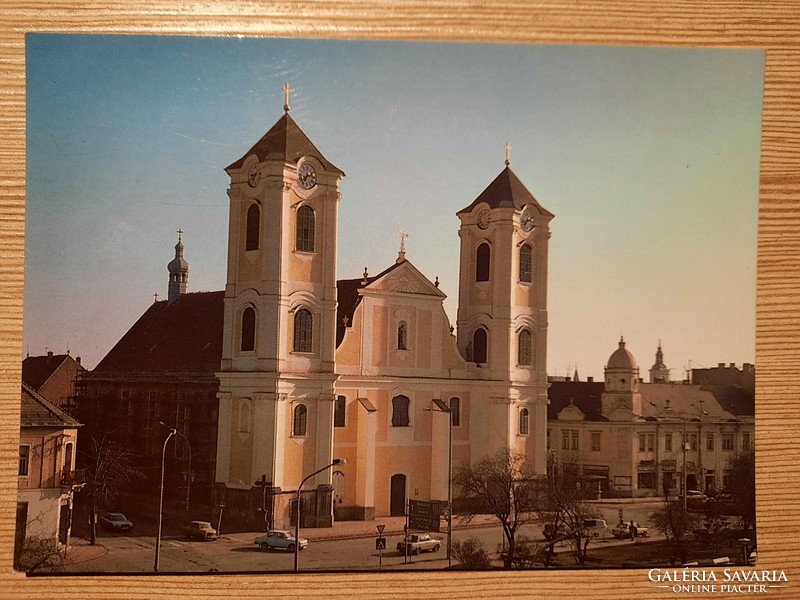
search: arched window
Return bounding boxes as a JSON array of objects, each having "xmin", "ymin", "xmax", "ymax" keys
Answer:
[
  {"xmin": 518, "ymin": 329, "xmax": 532, "ymax": 366},
  {"xmin": 473, "ymin": 328, "xmax": 488, "ymax": 364},
  {"xmin": 397, "ymin": 321, "xmax": 408, "ymax": 350},
  {"xmin": 519, "ymin": 408, "xmax": 530, "ymax": 435},
  {"xmin": 449, "ymin": 397, "xmax": 461, "ymax": 427},
  {"xmin": 293, "ymin": 308, "xmax": 313, "ymax": 353},
  {"xmin": 245, "ymin": 203, "xmax": 260, "ymax": 251},
  {"xmin": 296, "ymin": 205, "xmax": 315, "ymax": 252},
  {"xmin": 519, "ymin": 244, "xmax": 532, "ymax": 283},
  {"xmin": 391, "ymin": 395, "xmax": 410, "ymax": 427},
  {"xmin": 476, "ymin": 243, "xmax": 490, "ymax": 282},
  {"xmin": 293, "ymin": 404, "xmax": 308, "ymax": 436},
  {"xmin": 241, "ymin": 307, "xmax": 256, "ymax": 352}
]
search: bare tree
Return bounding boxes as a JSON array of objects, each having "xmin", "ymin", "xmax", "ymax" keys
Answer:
[
  {"xmin": 650, "ymin": 492, "xmax": 698, "ymax": 565},
  {"xmin": 15, "ymin": 537, "xmax": 66, "ymax": 573},
  {"xmin": 724, "ymin": 450, "xmax": 756, "ymax": 533},
  {"xmin": 80, "ymin": 436, "xmax": 142, "ymax": 545},
  {"xmin": 453, "ymin": 449, "xmax": 538, "ymax": 568}
]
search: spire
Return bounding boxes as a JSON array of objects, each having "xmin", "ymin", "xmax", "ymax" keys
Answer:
[
  {"xmin": 572, "ymin": 365, "xmax": 580, "ymax": 382},
  {"xmin": 397, "ymin": 231, "xmax": 408, "ymax": 264},
  {"xmin": 167, "ymin": 229, "xmax": 189, "ymax": 304}
]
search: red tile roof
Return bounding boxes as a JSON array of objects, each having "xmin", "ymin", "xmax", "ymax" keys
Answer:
[
  {"xmin": 22, "ymin": 353, "xmax": 76, "ymax": 390},
  {"xmin": 20, "ymin": 383, "xmax": 80, "ymax": 428}
]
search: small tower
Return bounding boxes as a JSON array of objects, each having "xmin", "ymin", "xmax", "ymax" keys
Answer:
[
  {"xmin": 167, "ymin": 229, "xmax": 189, "ymax": 304},
  {"xmin": 601, "ymin": 337, "xmax": 642, "ymax": 418},
  {"xmin": 649, "ymin": 341, "xmax": 670, "ymax": 383}
]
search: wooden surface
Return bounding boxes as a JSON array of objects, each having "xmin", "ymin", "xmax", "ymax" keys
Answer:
[{"xmin": 1, "ymin": 1, "xmax": 799, "ymax": 598}]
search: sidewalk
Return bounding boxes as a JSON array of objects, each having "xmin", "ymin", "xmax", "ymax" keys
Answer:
[{"xmin": 64, "ymin": 537, "xmax": 108, "ymax": 564}]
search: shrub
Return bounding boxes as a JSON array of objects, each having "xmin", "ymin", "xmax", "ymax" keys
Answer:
[{"xmin": 452, "ymin": 537, "xmax": 491, "ymax": 569}]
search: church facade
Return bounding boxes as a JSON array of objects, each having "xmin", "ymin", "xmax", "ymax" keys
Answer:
[{"xmin": 213, "ymin": 97, "xmax": 554, "ymax": 528}]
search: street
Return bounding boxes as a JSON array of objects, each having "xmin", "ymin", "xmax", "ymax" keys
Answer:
[{"xmin": 57, "ymin": 500, "xmax": 663, "ymax": 573}]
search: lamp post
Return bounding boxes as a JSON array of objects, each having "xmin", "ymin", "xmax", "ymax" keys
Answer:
[
  {"xmin": 425, "ymin": 399, "xmax": 453, "ymax": 568},
  {"xmin": 158, "ymin": 422, "xmax": 193, "ymax": 522},
  {"xmin": 154, "ymin": 427, "xmax": 175, "ymax": 573},
  {"xmin": 738, "ymin": 537, "xmax": 751, "ymax": 566},
  {"xmin": 294, "ymin": 458, "xmax": 346, "ymax": 572}
]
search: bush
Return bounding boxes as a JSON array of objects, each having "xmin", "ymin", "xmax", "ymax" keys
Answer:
[
  {"xmin": 452, "ymin": 537, "xmax": 492, "ymax": 569},
  {"xmin": 15, "ymin": 537, "xmax": 65, "ymax": 573}
]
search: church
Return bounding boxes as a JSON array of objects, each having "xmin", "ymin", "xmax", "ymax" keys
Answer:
[{"xmin": 212, "ymin": 89, "xmax": 553, "ymax": 527}]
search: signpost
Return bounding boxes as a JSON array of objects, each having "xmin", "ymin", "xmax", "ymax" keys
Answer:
[
  {"xmin": 408, "ymin": 500, "xmax": 441, "ymax": 532},
  {"xmin": 375, "ymin": 524, "xmax": 386, "ymax": 570}
]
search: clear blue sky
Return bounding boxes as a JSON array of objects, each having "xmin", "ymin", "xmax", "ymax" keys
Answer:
[{"xmin": 24, "ymin": 35, "xmax": 764, "ymax": 378}]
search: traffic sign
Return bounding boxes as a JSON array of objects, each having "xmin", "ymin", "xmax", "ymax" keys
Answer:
[
  {"xmin": 376, "ymin": 537, "xmax": 386, "ymax": 550},
  {"xmin": 376, "ymin": 524, "xmax": 385, "ymax": 535},
  {"xmin": 409, "ymin": 514, "xmax": 440, "ymax": 532},
  {"xmin": 408, "ymin": 500, "xmax": 441, "ymax": 517}
]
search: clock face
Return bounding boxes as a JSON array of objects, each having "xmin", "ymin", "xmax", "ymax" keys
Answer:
[
  {"xmin": 520, "ymin": 210, "xmax": 535, "ymax": 233},
  {"xmin": 298, "ymin": 163, "xmax": 317, "ymax": 190},
  {"xmin": 477, "ymin": 209, "xmax": 490, "ymax": 229},
  {"xmin": 247, "ymin": 163, "xmax": 261, "ymax": 187}
]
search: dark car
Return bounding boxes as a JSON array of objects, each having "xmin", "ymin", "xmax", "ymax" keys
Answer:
[{"xmin": 99, "ymin": 512, "xmax": 133, "ymax": 532}]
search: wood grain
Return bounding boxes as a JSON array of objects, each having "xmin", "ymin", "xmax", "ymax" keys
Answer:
[{"xmin": 2, "ymin": 1, "xmax": 799, "ymax": 598}]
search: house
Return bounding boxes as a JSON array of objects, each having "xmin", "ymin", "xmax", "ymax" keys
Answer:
[
  {"xmin": 16, "ymin": 383, "xmax": 81, "ymax": 563},
  {"xmin": 22, "ymin": 351, "xmax": 84, "ymax": 410}
]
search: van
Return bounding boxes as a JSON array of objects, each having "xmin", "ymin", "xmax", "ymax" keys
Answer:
[{"xmin": 582, "ymin": 518, "xmax": 608, "ymax": 537}]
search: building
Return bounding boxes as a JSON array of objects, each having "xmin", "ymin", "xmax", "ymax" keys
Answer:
[
  {"xmin": 16, "ymin": 384, "xmax": 81, "ymax": 561},
  {"xmin": 547, "ymin": 339, "xmax": 755, "ymax": 498},
  {"xmin": 213, "ymin": 98, "xmax": 553, "ymax": 528},
  {"xmin": 74, "ymin": 236, "xmax": 222, "ymax": 507},
  {"xmin": 22, "ymin": 351, "xmax": 84, "ymax": 410}
]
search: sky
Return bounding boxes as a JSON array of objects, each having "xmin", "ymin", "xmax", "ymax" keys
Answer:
[{"xmin": 24, "ymin": 35, "xmax": 764, "ymax": 378}]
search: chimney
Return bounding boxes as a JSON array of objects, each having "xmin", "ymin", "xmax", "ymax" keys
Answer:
[
  {"xmin": 76, "ymin": 356, "xmax": 81, "ymax": 365},
  {"xmin": 587, "ymin": 376, "xmax": 594, "ymax": 383}
]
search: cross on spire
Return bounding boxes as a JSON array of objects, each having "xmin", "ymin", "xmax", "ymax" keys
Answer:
[
  {"xmin": 283, "ymin": 82, "xmax": 293, "ymax": 113},
  {"xmin": 505, "ymin": 141, "xmax": 512, "ymax": 166},
  {"xmin": 399, "ymin": 231, "xmax": 409, "ymax": 253},
  {"xmin": 177, "ymin": 228, "xmax": 183, "ymax": 242}
]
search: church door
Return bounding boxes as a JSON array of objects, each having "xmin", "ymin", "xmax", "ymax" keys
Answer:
[{"xmin": 390, "ymin": 474, "xmax": 406, "ymax": 516}]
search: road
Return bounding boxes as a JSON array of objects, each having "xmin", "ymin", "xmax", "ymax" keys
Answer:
[{"xmin": 59, "ymin": 501, "xmax": 662, "ymax": 573}]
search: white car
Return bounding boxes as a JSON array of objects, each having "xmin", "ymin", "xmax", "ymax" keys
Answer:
[
  {"xmin": 611, "ymin": 521, "xmax": 649, "ymax": 539},
  {"xmin": 99, "ymin": 512, "xmax": 133, "ymax": 532},
  {"xmin": 254, "ymin": 530, "xmax": 308, "ymax": 552}
]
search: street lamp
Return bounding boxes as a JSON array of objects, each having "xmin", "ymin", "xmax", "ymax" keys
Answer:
[
  {"xmin": 154, "ymin": 426, "xmax": 175, "ymax": 573},
  {"xmin": 154, "ymin": 422, "xmax": 192, "ymax": 572},
  {"xmin": 425, "ymin": 399, "xmax": 453, "ymax": 568},
  {"xmin": 294, "ymin": 458, "xmax": 346, "ymax": 572}
]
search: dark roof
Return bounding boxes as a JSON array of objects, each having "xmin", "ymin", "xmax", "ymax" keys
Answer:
[
  {"xmin": 547, "ymin": 381, "xmax": 754, "ymax": 422},
  {"xmin": 226, "ymin": 112, "xmax": 343, "ymax": 174},
  {"xmin": 22, "ymin": 353, "xmax": 74, "ymax": 390},
  {"xmin": 548, "ymin": 381, "xmax": 605, "ymax": 420},
  {"xmin": 458, "ymin": 166, "xmax": 554, "ymax": 216},
  {"xmin": 93, "ymin": 291, "xmax": 224, "ymax": 374},
  {"xmin": 21, "ymin": 383, "xmax": 80, "ymax": 428}
]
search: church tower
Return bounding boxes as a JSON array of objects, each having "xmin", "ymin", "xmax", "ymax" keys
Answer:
[
  {"xmin": 601, "ymin": 337, "xmax": 643, "ymax": 419},
  {"xmin": 167, "ymin": 229, "xmax": 189, "ymax": 304},
  {"xmin": 215, "ymin": 85, "xmax": 345, "ymax": 528},
  {"xmin": 455, "ymin": 146, "xmax": 553, "ymax": 473},
  {"xmin": 649, "ymin": 341, "xmax": 670, "ymax": 383}
]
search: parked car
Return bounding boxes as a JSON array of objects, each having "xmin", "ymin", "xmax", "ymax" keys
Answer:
[
  {"xmin": 396, "ymin": 533, "xmax": 441, "ymax": 555},
  {"xmin": 182, "ymin": 520, "xmax": 218, "ymax": 541},
  {"xmin": 611, "ymin": 521, "xmax": 649, "ymax": 539},
  {"xmin": 254, "ymin": 530, "xmax": 308, "ymax": 552},
  {"xmin": 582, "ymin": 518, "xmax": 608, "ymax": 537},
  {"xmin": 99, "ymin": 512, "xmax": 133, "ymax": 532}
]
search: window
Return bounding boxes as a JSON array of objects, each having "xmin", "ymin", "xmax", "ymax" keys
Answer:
[
  {"xmin": 591, "ymin": 431, "xmax": 601, "ymax": 452},
  {"xmin": 519, "ymin": 244, "xmax": 532, "ymax": 283},
  {"xmin": 397, "ymin": 321, "xmax": 408, "ymax": 350},
  {"xmin": 562, "ymin": 430, "xmax": 570, "ymax": 450},
  {"xmin": 293, "ymin": 404, "xmax": 308, "ymax": 436},
  {"xmin": 391, "ymin": 395, "xmax": 410, "ymax": 427},
  {"xmin": 742, "ymin": 431, "xmax": 751, "ymax": 451},
  {"xmin": 293, "ymin": 308, "xmax": 313, "ymax": 353},
  {"xmin": 706, "ymin": 433, "xmax": 715, "ymax": 451},
  {"xmin": 722, "ymin": 433, "xmax": 734, "ymax": 451},
  {"xmin": 472, "ymin": 328, "xmax": 488, "ymax": 364},
  {"xmin": 245, "ymin": 203, "xmax": 260, "ymax": 251},
  {"xmin": 647, "ymin": 434, "xmax": 655, "ymax": 451},
  {"xmin": 296, "ymin": 205, "xmax": 315, "ymax": 252},
  {"xmin": 63, "ymin": 442, "xmax": 74, "ymax": 475},
  {"xmin": 519, "ymin": 408, "xmax": 530, "ymax": 435},
  {"xmin": 665, "ymin": 433, "xmax": 673, "ymax": 452},
  {"xmin": 638, "ymin": 433, "xmax": 646, "ymax": 452},
  {"xmin": 547, "ymin": 429, "xmax": 551, "ymax": 449},
  {"xmin": 334, "ymin": 396, "xmax": 346, "ymax": 428},
  {"xmin": 18, "ymin": 445, "xmax": 30, "ymax": 477},
  {"xmin": 241, "ymin": 307, "xmax": 256, "ymax": 352},
  {"xmin": 476, "ymin": 243, "xmax": 490, "ymax": 282},
  {"xmin": 637, "ymin": 472, "xmax": 656, "ymax": 489},
  {"xmin": 518, "ymin": 329, "xmax": 532, "ymax": 366},
  {"xmin": 690, "ymin": 433, "xmax": 699, "ymax": 451},
  {"xmin": 449, "ymin": 397, "xmax": 461, "ymax": 427},
  {"xmin": 572, "ymin": 431, "xmax": 579, "ymax": 450}
]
